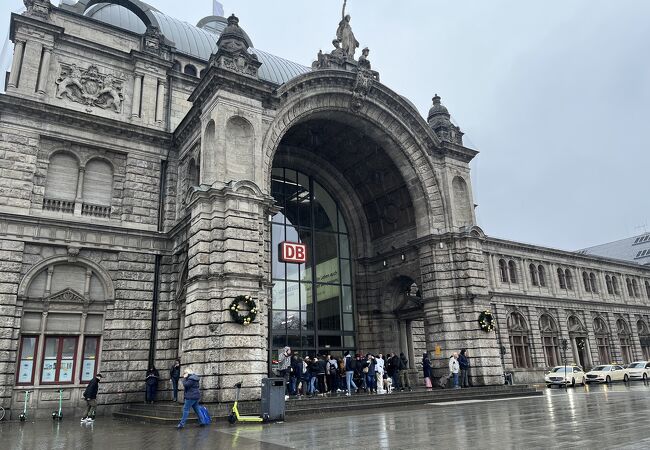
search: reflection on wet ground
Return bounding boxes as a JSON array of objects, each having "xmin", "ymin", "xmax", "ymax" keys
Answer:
[{"xmin": 2, "ymin": 383, "xmax": 650, "ymax": 449}]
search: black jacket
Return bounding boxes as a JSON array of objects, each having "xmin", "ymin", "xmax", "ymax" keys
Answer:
[
  {"xmin": 83, "ymin": 377, "xmax": 100, "ymax": 400},
  {"xmin": 146, "ymin": 368, "xmax": 160, "ymax": 386},
  {"xmin": 170, "ymin": 363, "xmax": 181, "ymax": 380},
  {"xmin": 398, "ymin": 355, "xmax": 408, "ymax": 370}
]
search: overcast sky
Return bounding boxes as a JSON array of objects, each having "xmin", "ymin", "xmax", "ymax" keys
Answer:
[{"xmin": 1, "ymin": 0, "xmax": 649, "ymax": 251}]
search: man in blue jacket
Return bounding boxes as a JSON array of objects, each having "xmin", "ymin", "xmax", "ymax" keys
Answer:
[{"xmin": 177, "ymin": 369, "xmax": 201, "ymax": 428}]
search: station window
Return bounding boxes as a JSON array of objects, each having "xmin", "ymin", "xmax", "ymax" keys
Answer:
[
  {"xmin": 16, "ymin": 336, "xmax": 38, "ymax": 385},
  {"xmin": 41, "ymin": 336, "xmax": 78, "ymax": 384}
]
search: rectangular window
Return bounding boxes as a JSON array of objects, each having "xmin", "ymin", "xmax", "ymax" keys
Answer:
[
  {"xmin": 510, "ymin": 335, "xmax": 532, "ymax": 368},
  {"xmin": 17, "ymin": 336, "xmax": 38, "ymax": 385},
  {"xmin": 81, "ymin": 336, "xmax": 100, "ymax": 382},
  {"xmin": 41, "ymin": 336, "xmax": 78, "ymax": 384},
  {"xmin": 542, "ymin": 336, "xmax": 559, "ymax": 367},
  {"xmin": 596, "ymin": 337, "xmax": 610, "ymax": 364}
]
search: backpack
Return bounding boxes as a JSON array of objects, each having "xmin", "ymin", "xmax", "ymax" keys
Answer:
[{"xmin": 328, "ymin": 360, "xmax": 338, "ymax": 375}]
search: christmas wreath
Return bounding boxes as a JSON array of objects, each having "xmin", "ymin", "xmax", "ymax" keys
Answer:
[
  {"xmin": 478, "ymin": 310, "xmax": 495, "ymax": 332},
  {"xmin": 229, "ymin": 295, "xmax": 258, "ymax": 326}
]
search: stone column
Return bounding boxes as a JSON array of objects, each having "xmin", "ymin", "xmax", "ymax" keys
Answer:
[
  {"xmin": 36, "ymin": 47, "xmax": 52, "ymax": 95},
  {"xmin": 18, "ymin": 41, "xmax": 43, "ymax": 94},
  {"xmin": 7, "ymin": 40, "xmax": 25, "ymax": 89},
  {"xmin": 155, "ymin": 81, "xmax": 165, "ymax": 123},
  {"xmin": 131, "ymin": 74, "xmax": 143, "ymax": 118},
  {"xmin": 74, "ymin": 167, "xmax": 85, "ymax": 216}
]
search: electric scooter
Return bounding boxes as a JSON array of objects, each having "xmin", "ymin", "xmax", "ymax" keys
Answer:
[
  {"xmin": 52, "ymin": 389, "xmax": 64, "ymax": 420},
  {"xmin": 228, "ymin": 382, "xmax": 268, "ymax": 424},
  {"xmin": 19, "ymin": 390, "xmax": 32, "ymax": 422}
]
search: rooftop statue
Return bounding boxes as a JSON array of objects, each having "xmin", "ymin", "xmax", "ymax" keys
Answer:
[{"xmin": 336, "ymin": 0, "xmax": 359, "ymax": 59}]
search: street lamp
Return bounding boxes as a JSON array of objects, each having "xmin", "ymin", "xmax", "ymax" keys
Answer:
[{"xmin": 561, "ymin": 338, "xmax": 569, "ymax": 392}]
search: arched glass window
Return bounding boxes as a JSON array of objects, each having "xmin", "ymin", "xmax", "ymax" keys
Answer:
[
  {"xmin": 538, "ymin": 265, "xmax": 546, "ymax": 287},
  {"xmin": 626, "ymin": 278, "xmax": 634, "ymax": 297},
  {"xmin": 557, "ymin": 268, "xmax": 566, "ymax": 289},
  {"xmin": 638, "ymin": 320, "xmax": 650, "ymax": 360},
  {"xmin": 606, "ymin": 275, "xmax": 613, "ymax": 295},
  {"xmin": 271, "ymin": 168, "xmax": 354, "ymax": 357},
  {"xmin": 508, "ymin": 260, "xmax": 518, "ymax": 284},
  {"xmin": 632, "ymin": 279, "xmax": 640, "ymax": 298},
  {"xmin": 499, "ymin": 259, "xmax": 508, "ymax": 283},
  {"xmin": 529, "ymin": 264, "xmax": 538, "ymax": 286},
  {"xmin": 617, "ymin": 319, "xmax": 632, "ymax": 364},
  {"xmin": 612, "ymin": 276, "xmax": 620, "ymax": 295},
  {"xmin": 589, "ymin": 273, "xmax": 599, "ymax": 294},
  {"xmin": 184, "ymin": 64, "xmax": 197, "ymax": 77},
  {"xmin": 565, "ymin": 269, "xmax": 573, "ymax": 290},
  {"xmin": 539, "ymin": 314, "xmax": 560, "ymax": 367},
  {"xmin": 583, "ymin": 272, "xmax": 591, "ymax": 293},
  {"xmin": 594, "ymin": 317, "xmax": 611, "ymax": 364},
  {"xmin": 507, "ymin": 312, "xmax": 532, "ymax": 368},
  {"xmin": 44, "ymin": 152, "xmax": 79, "ymax": 214}
]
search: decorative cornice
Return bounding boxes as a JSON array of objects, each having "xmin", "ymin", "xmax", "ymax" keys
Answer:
[{"xmin": 10, "ymin": 12, "xmax": 64, "ymax": 41}]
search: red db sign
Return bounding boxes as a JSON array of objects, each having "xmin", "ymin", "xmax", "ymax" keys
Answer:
[{"xmin": 279, "ymin": 242, "xmax": 307, "ymax": 264}]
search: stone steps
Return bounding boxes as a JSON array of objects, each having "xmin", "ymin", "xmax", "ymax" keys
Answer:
[{"xmin": 114, "ymin": 385, "xmax": 541, "ymax": 425}]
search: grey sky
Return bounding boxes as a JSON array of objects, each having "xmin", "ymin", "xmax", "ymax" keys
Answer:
[{"xmin": 1, "ymin": 0, "xmax": 649, "ymax": 252}]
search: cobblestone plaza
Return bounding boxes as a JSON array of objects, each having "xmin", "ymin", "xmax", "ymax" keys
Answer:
[{"xmin": 0, "ymin": 0, "xmax": 649, "ymax": 420}]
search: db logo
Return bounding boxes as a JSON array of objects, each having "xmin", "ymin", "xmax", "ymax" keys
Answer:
[{"xmin": 279, "ymin": 241, "xmax": 307, "ymax": 264}]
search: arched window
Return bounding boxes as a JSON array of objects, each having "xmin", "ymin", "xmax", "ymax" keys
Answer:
[
  {"xmin": 593, "ymin": 317, "xmax": 611, "ymax": 364},
  {"xmin": 638, "ymin": 320, "xmax": 650, "ymax": 360},
  {"xmin": 82, "ymin": 159, "xmax": 113, "ymax": 218},
  {"xmin": 184, "ymin": 64, "xmax": 197, "ymax": 77},
  {"xmin": 44, "ymin": 152, "xmax": 79, "ymax": 213},
  {"xmin": 508, "ymin": 312, "xmax": 532, "ymax": 368},
  {"xmin": 626, "ymin": 278, "xmax": 634, "ymax": 297},
  {"xmin": 617, "ymin": 319, "xmax": 632, "ymax": 364},
  {"xmin": 589, "ymin": 272, "xmax": 599, "ymax": 294},
  {"xmin": 539, "ymin": 314, "xmax": 560, "ymax": 367},
  {"xmin": 612, "ymin": 276, "xmax": 620, "ymax": 295},
  {"xmin": 606, "ymin": 275, "xmax": 613, "ymax": 295},
  {"xmin": 632, "ymin": 279, "xmax": 640, "ymax": 298},
  {"xmin": 565, "ymin": 269, "xmax": 573, "ymax": 290},
  {"xmin": 529, "ymin": 264, "xmax": 539, "ymax": 286},
  {"xmin": 557, "ymin": 268, "xmax": 566, "ymax": 289},
  {"xmin": 499, "ymin": 259, "xmax": 508, "ymax": 283},
  {"xmin": 508, "ymin": 260, "xmax": 518, "ymax": 284},
  {"xmin": 583, "ymin": 271, "xmax": 591, "ymax": 292},
  {"xmin": 16, "ymin": 258, "xmax": 112, "ymax": 386},
  {"xmin": 538, "ymin": 265, "xmax": 546, "ymax": 287}
]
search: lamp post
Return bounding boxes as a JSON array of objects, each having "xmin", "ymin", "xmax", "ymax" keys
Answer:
[{"xmin": 561, "ymin": 338, "xmax": 569, "ymax": 392}]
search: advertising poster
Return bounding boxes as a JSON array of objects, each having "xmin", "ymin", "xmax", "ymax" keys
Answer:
[{"xmin": 18, "ymin": 360, "xmax": 33, "ymax": 383}]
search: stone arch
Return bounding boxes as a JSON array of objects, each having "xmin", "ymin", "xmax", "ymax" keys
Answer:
[
  {"xmin": 567, "ymin": 315, "xmax": 587, "ymax": 334},
  {"xmin": 76, "ymin": 0, "xmax": 160, "ymax": 30},
  {"xmin": 382, "ymin": 274, "xmax": 422, "ymax": 314},
  {"xmin": 452, "ymin": 176, "xmax": 472, "ymax": 228},
  {"xmin": 201, "ymin": 119, "xmax": 216, "ymax": 185},
  {"xmin": 263, "ymin": 72, "xmax": 448, "ymax": 237},
  {"xmin": 225, "ymin": 115, "xmax": 255, "ymax": 182},
  {"xmin": 184, "ymin": 64, "xmax": 198, "ymax": 77},
  {"xmin": 18, "ymin": 255, "xmax": 115, "ymax": 302}
]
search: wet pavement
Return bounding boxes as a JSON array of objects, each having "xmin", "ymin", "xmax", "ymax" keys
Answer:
[{"xmin": 2, "ymin": 383, "xmax": 650, "ymax": 449}]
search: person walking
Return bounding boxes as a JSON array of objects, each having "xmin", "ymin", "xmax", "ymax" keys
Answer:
[
  {"xmin": 145, "ymin": 366, "xmax": 160, "ymax": 403},
  {"xmin": 375, "ymin": 353, "xmax": 385, "ymax": 394},
  {"xmin": 449, "ymin": 353, "xmax": 460, "ymax": 389},
  {"xmin": 81, "ymin": 373, "xmax": 103, "ymax": 423},
  {"xmin": 398, "ymin": 352, "xmax": 412, "ymax": 391},
  {"xmin": 278, "ymin": 346, "xmax": 292, "ymax": 396},
  {"xmin": 458, "ymin": 349, "xmax": 470, "ymax": 388},
  {"xmin": 422, "ymin": 352, "xmax": 433, "ymax": 390},
  {"xmin": 344, "ymin": 351, "xmax": 357, "ymax": 396},
  {"xmin": 170, "ymin": 360, "xmax": 181, "ymax": 402},
  {"xmin": 177, "ymin": 369, "xmax": 201, "ymax": 428}
]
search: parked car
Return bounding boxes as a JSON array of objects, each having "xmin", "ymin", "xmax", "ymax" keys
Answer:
[
  {"xmin": 626, "ymin": 361, "xmax": 650, "ymax": 381},
  {"xmin": 544, "ymin": 366, "xmax": 586, "ymax": 388},
  {"xmin": 585, "ymin": 364, "xmax": 627, "ymax": 383}
]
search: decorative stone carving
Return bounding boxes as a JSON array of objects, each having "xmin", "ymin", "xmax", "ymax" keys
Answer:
[
  {"xmin": 143, "ymin": 25, "xmax": 163, "ymax": 54},
  {"xmin": 56, "ymin": 63, "xmax": 125, "ymax": 112},
  {"xmin": 48, "ymin": 288, "xmax": 86, "ymax": 304},
  {"xmin": 351, "ymin": 61, "xmax": 378, "ymax": 110},
  {"xmin": 210, "ymin": 15, "xmax": 261, "ymax": 79},
  {"xmin": 23, "ymin": 0, "xmax": 51, "ymax": 20},
  {"xmin": 337, "ymin": 0, "xmax": 359, "ymax": 59},
  {"xmin": 358, "ymin": 47, "xmax": 371, "ymax": 70}
]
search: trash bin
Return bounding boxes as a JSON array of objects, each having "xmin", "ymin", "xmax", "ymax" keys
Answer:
[{"xmin": 260, "ymin": 378, "xmax": 285, "ymax": 421}]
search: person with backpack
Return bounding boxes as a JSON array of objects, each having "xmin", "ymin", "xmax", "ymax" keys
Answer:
[
  {"xmin": 170, "ymin": 360, "xmax": 181, "ymax": 402},
  {"xmin": 177, "ymin": 369, "xmax": 202, "ymax": 428},
  {"xmin": 458, "ymin": 349, "xmax": 470, "ymax": 388},
  {"xmin": 327, "ymin": 354, "xmax": 339, "ymax": 393},
  {"xmin": 398, "ymin": 352, "xmax": 412, "ymax": 391},
  {"xmin": 80, "ymin": 373, "xmax": 102, "ymax": 423}
]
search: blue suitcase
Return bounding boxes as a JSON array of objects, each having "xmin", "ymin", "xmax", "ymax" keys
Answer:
[{"xmin": 197, "ymin": 404, "xmax": 211, "ymax": 426}]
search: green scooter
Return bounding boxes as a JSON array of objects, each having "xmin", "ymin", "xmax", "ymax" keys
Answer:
[
  {"xmin": 52, "ymin": 389, "xmax": 64, "ymax": 420},
  {"xmin": 19, "ymin": 390, "xmax": 32, "ymax": 422}
]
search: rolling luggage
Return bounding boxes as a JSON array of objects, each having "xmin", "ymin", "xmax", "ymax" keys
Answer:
[{"xmin": 197, "ymin": 404, "xmax": 211, "ymax": 426}]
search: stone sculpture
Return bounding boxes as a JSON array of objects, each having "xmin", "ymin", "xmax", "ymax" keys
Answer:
[
  {"xmin": 55, "ymin": 63, "xmax": 125, "ymax": 112},
  {"xmin": 337, "ymin": 0, "xmax": 359, "ymax": 59}
]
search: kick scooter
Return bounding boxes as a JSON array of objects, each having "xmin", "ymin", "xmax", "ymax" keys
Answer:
[
  {"xmin": 19, "ymin": 390, "xmax": 32, "ymax": 422},
  {"xmin": 228, "ymin": 382, "xmax": 269, "ymax": 424},
  {"xmin": 52, "ymin": 389, "xmax": 64, "ymax": 420}
]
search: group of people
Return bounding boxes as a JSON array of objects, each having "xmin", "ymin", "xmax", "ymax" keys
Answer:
[
  {"xmin": 142, "ymin": 359, "xmax": 183, "ymax": 404},
  {"xmin": 446, "ymin": 349, "xmax": 471, "ymax": 389},
  {"xmin": 277, "ymin": 346, "xmax": 473, "ymax": 397}
]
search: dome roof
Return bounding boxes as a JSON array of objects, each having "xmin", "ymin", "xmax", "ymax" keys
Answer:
[
  {"xmin": 69, "ymin": 1, "xmax": 309, "ymax": 85},
  {"xmin": 427, "ymin": 94, "xmax": 450, "ymax": 122}
]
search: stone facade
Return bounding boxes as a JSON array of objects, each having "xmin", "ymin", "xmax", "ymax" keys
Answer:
[{"xmin": 0, "ymin": 0, "xmax": 648, "ymax": 419}]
